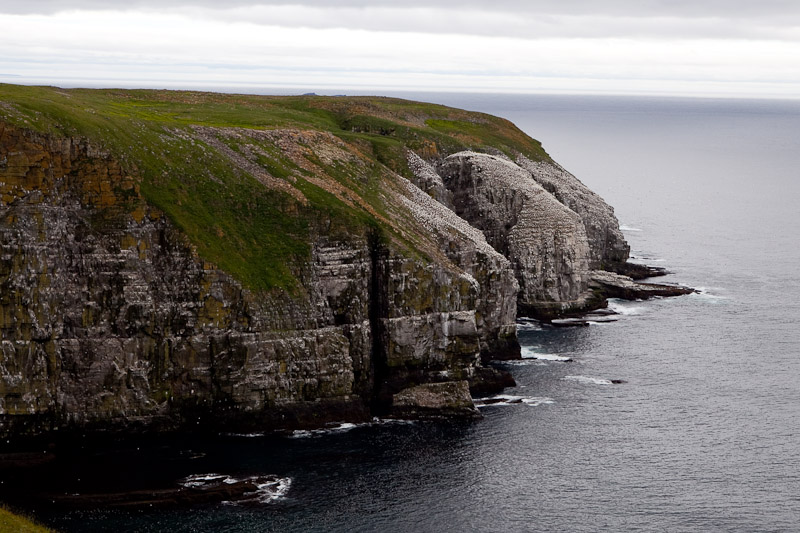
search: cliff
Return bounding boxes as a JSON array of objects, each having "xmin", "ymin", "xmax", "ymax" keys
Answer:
[{"xmin": 0, "ymin": 84, "xmax": 639, "ymax": 441}]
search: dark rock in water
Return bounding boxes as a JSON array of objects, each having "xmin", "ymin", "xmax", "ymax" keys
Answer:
[
  {"xmin": 478, "ymin": 397, "xmax": 509, "ymax": 405},
  {"xmin": 43, "ymin": 474, "xmax": 287, "ymax": 509},
  {"xmin": 588, "ymin": 307, "xmax": 618, "ymax": 316},
  {"xmin": 389, "ymin": 381, "xmax": 480, "ymax": 419},
  {"xmin": 468, "ymin": 367, "xmax": 516, "ymax": 397},
  {"xmin": 589, "ymin": 270, "xmax": 695, "ymax": 300},
  {"xmin": 550, "ymin": 319, "xmax": 590, "ymax": 328},
  {"xmin": 612, "ymin": 262, "xmax": 670, "ymax": 280}
]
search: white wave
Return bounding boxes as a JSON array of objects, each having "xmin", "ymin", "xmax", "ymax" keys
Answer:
[
  {"xmin": 690, "ymin": 287, "xmax": 727, "ymax": 301},
  {"xmin": 620, "ymin": 225, "xmax": 643, "ymax": 232},
  {"xmin": 181, "ymin": 473, "xmax": 229, "ymax": 488},
  {"xmin": 475, "ymin": 394, "xmax": 555, "ymax": 407},
  {"xmin": 550, "ymin": 317, "xmax": 589, "ymax": 326},
  {"xmin": 289, "ymin": 418, "xmax": 414, "ymax": 439},
  {"xmin": 181, "ymin": 474, "xmax": 292, "ymax": 503},
  {"xmin": 516, "ymin": 321, "xmax": 545, "ymax": 331},
  {"xmin": 222, "ymin": 432, "xmax": 266, "ymax": 438},
  {"xmin": 498, "ymin": 359, "xmax": 548, "ymax": 366},
  {"xmin": 606, "ymin": 299, "xmax": 645, "ymax": 316},
  {"xmin": 520, "ymin": 346, "xmax": 572, "ymax": 362},
  {"xmin": 252, "ymin": 476, "xmax": 292, "ymax": 503},
  {"xmin": 563, "ymin": 375, "xmax": 613, "ymax": 385},
  {"xmin": 290, "ymin": 422, "xmax": 357, "ymax": 438}
]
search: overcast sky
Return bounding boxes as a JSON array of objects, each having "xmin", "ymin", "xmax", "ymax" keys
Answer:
[{"xmin": 1, "ymin": 1, "xmax": 799, "ymax": 98}]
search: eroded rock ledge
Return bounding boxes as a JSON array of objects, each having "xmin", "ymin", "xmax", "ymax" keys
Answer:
[{"xmin": 589, "ymin": 270, "xmax": 696, "ymax": 300}]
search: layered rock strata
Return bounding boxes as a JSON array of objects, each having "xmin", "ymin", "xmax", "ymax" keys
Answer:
[{"xmin": 0, "ymin": 123, "xmax": 518, "ymax": 440}]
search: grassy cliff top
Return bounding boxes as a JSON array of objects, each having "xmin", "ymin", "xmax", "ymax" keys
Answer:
[
  {"xmin": 0, "ymin": 84, "xmax": 551, "ymax": 292},
  {"xmin": 0, "ymin": 84, "xmax": 549, "ymax": 162}
]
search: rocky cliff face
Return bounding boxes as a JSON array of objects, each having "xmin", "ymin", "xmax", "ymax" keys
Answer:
[{"xmin": 0, "ymin": 121, "xmax": 519, "ymax": 439}]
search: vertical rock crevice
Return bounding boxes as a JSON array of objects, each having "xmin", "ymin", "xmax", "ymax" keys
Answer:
[{"xmin": 367, "ymin": 229, "xmax": 390, "ymax": 415}]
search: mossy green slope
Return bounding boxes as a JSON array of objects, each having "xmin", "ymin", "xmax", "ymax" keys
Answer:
[
  {"xmin": 0, "ymin": 506, "xmax": 53, "ymax": 533},
  {"xmin": 0, "ymin": 84, "xmax": 551, "ymax": 292}
]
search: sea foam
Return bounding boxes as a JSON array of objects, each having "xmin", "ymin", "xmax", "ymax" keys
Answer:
[
  {"xmin": 607, "ymin": 299, "xmax": 645, "ymax": 316},
  {"xmin": 563, "ymin": 375, "xmax": 613, "ymax": 385},
  {"xmin": 289, "ymin": 418, "xmax": 414, "ymax": 439},
  {"xmin": 474, "ymin": 394, "xmax": 555, "ymax": 407},
  {"xmin": 180, "ymin": 473, "xmax": 292, "ymax": 504},
  {"xmin": 520, "ymin": 346, "xmax": 572, "ymax": 362}
]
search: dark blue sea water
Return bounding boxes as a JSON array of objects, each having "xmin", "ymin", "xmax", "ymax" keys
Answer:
[{"xmin": 31, "ymin": 94, "xmax": 800, "ymax": 532}]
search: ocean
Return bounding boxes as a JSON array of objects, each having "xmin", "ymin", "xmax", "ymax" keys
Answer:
[{"xmin": 28, "ymin": 93, "xmax": 800, "ymax": 532}]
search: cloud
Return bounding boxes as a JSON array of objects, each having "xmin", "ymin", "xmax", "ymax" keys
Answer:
[
  {"xmin": 3, "ymin": 0, "xmax": 800, "ymax": 17},
  {"xmin": 153, "ymin": 5, "xmax": 800, "ymax": 41},
  {"xmin": 1, "ymin": 2, "xmax": 799, "ymax": 98},
  {"xmin": 3, "ymin": 9, "xmax": 800, "ymax": 97},
  {"xmin": 3, "ymin": 2, "xmax": 800, "ymax": 42}
]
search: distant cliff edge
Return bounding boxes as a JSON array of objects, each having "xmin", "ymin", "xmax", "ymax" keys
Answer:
[{"xmin": 0, "ymin": 85, "xmax": 687, "ymax": 443}]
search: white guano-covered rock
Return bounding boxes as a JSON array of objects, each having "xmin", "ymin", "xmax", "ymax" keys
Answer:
[
  {"xmin": 438, "ymin": 151, "xmax": 593, "ymax": 316},
  {"xmin": 516, "ymin": 155, "xmax": 629, "ymax": 269},
  {"xmin": 397, "ymin": 173, "xmax": 520, "ymax": 359}
]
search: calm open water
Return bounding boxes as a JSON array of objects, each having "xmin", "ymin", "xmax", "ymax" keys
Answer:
[{"xmin": 30, "ymin": 93, "xmax": 800, "ymax": 532}]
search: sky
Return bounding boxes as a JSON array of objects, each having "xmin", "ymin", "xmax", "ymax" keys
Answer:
[{"xmin": 1, "ymin": 0, "xmax": 799, "ymax": 98}]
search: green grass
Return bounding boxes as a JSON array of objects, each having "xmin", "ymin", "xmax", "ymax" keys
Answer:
[
  {"xmin": 0, "ymin": 506, "xmax": 53, "ymax": 533},
  {"xmin": 0, "ymin": 83, "xmax": 553, "ymax": 292}
]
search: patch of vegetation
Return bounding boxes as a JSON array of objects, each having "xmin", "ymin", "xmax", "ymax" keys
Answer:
[{"xmin": 425, "ymin": 118, "xmax": 550, "ymax": 160}]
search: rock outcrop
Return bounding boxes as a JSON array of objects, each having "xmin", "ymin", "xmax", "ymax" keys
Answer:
[
  {"xmin": 436, "ymin": 152, "xmax": 594, "ymax": 318},
  {"xmin": 589, "ymin": 270, "xmax": 695, "ymax": 300},
  {"xmin": 516, "ymin": 156, "xmax": 629, "ymax": 269}
]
